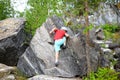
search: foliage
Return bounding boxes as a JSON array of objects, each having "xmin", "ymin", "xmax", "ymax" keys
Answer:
[
  {"xmin": 83, "ymin": 24, "xmax": 94, "ymax": 34},
  {"xmin": 112, "ymin": 32, "xmax": 120, "ymax": 43},
  {"xmin": 57, "ymin": 0, "xmax": 106, "ymax": 17},
  {"xmin": 25, "ymin": 0, "xmax": 61, "ymax": 35},
  {"xmin": 83, "ymin": 68, "xmax": 120, "ymax": 80},
  {"xmin": 101, "ymin": 24, "xmax": 120, "ymax": 33},
  {"xmin": 69, "ymin": 24, "xmax": 83, "ymax": 32},
  {"xmin": 25, "ymin": 0, "xmax": 47, "ymax": 35},
  {"xmin": 100, "ymin": 24, "xmax": 120, "ymax": 40},
  {"xmin": 0, "ymin": 0, "xmax": 14, "ymax": 20},
  {"xmin": 0, "ymin": 67, "xmax": 27, "ymax": 80},
  {"xmin": 25, "ymin": 0, "xmax": 107, "ymax": 35},
  {"xmin": 106, "ymin": 0, "xmax": 120, "ymax": 4},
  {"xmin": 68, "ymin": 23, "xmax": 94, "ymax": 34},
  {"xmin": 14, "ymin": 68, "xmax": 27, "ymax": 80}
]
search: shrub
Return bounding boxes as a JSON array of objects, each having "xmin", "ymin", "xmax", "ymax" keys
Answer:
[
  {"xmin": 100, "ymin": 24, "xmax": 120, "ymax": 40},
  {"xmin": 83, "ymin": 68, "xmax": 120, "ymax": 80}
]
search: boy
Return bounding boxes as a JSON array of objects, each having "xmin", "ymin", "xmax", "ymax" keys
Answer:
[{"xmin": 50, "ymin": 26, "xmax": 69, "ymax": 66}]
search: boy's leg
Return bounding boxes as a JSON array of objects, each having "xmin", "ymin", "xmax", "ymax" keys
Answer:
[
  {"xmin": 60, "ymin": 37, "xmax": 67, "ymax": 49},
  {"xmin": 63, "ymin": 37, "xmax": 66, "ymax": 46},
  {"xmin": 54, "ymin": 40, "xmax": 61, "ymax": 66},
  {"xmin": 55, "ymin": 51, "xmax": 59, "ymax": 66},
  {"xmin": 54, "ymin": 38, "xmax": 66, "ymax": 66}
]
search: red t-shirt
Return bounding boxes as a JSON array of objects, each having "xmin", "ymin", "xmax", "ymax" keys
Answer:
[{"xmin": 54, "ymin": 29, "xmax": 66, "ymax": 40}]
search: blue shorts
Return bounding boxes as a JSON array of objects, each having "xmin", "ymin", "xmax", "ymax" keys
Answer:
[{"xmin": 54, "ymin": 37, "xmax": 66, "ymax": 52}]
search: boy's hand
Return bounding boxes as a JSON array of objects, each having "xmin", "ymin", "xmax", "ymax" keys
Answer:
[
  {"xmin": 49, "ymin": 31, "xmax": 52, "ymax": 34},
  {"xmin": 49, "ymin": 27, "xmax": 57, "ymax": 34},
  {"xmin": 65, "ymin": 33, "xmax": 69, "ymax": 38}
]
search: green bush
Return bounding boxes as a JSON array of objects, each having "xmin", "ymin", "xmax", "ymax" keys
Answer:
[
  {"xmin": 14, "ymin": 69, "xmax": 27, "ymax": 80},
  {"xmin": 100, "ymin": 24, "xmax": 120, "ymax": 33},
  {"xmin": 83, "ymin": 68, "xmax": 120, "ymax": 80},
  {"xmin": 100, "ymin": 24, "xmax": 120, "ymax": 40}
]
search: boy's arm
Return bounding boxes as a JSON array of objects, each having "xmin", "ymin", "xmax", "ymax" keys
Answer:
[
  {"xmin": 65, "ymin": 33, "xmax": 69, "ymax": 38},
  {"xmin": 49, "ymin": 27, "xmax": 57, "ymax": 34}
]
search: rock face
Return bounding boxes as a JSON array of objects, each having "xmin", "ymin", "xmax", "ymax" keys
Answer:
[
  {"xmin": 0, "ymin": 63, "xmax": 16, "ymax": 80},
  {"xmin": 113, "ymin": 48, "xmax": 120, "ymax": 73},
  {"xmin": 89, "ymin": 3, "xmax": 120, "ymax": 26},
  {"xmin": 0, "ymin": 18, "xmax": 26, "ymax": 66},
  {"xmin": 64, "ymin": 3, "xmax": 120, "ymax": 29},
  {"xmin": 28, "ymin": 75, "xmax": 81, "ymax": 80},
  {"xmin": 17, "ymin": 16, "xmax": 101, "ymax": 77}
]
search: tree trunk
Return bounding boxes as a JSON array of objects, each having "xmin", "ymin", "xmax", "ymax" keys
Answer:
[{"xmin": 84, "ymin": 0, "xmax": 91, "ymax": 76}]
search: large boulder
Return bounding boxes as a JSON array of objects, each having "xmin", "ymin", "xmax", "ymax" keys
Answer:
[
  {"xmin": 0, "ymin": 63, "xmax": 16, "ymax": 80},
  {"xmin": 28, "ymin": 75, "xmax": 81, "ymax": 80},
  {"xmin": 114, "ymin": 48, "xmax": 120, "ymax": 73},
  {"xmin": 0, "ymin": 18, "xmax": 27, "ymax": 66},
  {"xmin": 17, "ymin": 16, "xmax": 101, "ymax": 77},
  {"xmin": 89, "ymin": 3, "xmax": 120, "ymax": 26}
]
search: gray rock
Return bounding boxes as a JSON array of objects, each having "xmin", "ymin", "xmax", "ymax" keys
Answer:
[
  {"xmin": 89, "ymin": 3, "xmax": 119, "ymax": 26},
  {"xmin": 1, "ymin": 74, "xmax": 15, "ymax": 80},
  {"xmin": 89, "ymin": 28, "xmax": 105, "ymax": 41},
  {"xmin": 28, "ymin": 75, "xmax": 81, "ymax": 80},
  {"xmin": 17, "ymin": 16, "xmax": 101, "ymax": 77},
  {"xmin": 64, "ymin": 3, "xmax": 120, "ymax": 29},
  {"xmin": 0, "ymin": 63, "xmax": 16, "ymax": 79},
  {"xmin": 114, "ymin": 62, "xmax": 120, "ymax": 72},
  {"xmin": 0, "ymin": 18, "xmax": 27, "ymax": 66},
  {"xmin": 109, "ymin": 43, "xmax": 120, "ymax": 49},
  {"xmin": 114, "ymin": 48, "xmax": 120, "ymax": 58}
]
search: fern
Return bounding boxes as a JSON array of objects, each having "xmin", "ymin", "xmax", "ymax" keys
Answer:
[{"xmin": 83, "ymin": 68, "xmax": 120, "ymax": 80}]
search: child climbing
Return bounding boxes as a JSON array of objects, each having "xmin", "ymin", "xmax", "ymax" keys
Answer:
[{"xmin": 49, "ymin": 26, "xmax": 69, "ymax": 66}]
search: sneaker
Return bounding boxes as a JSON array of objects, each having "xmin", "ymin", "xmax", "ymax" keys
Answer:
[
  {"xmin": 55, "ymin": 61, "xmax": 59, "ymax": 67},
  {"xmin": 60, "ymin": 44, "xmax": 66, "ymax": 49},
  {"xmin": 48, "ymin": 42, "xmax": 54, "ymax": 45}
]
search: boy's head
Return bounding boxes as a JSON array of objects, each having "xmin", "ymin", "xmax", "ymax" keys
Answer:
[{"xmin": 61, "ymin": 27, "xmax": 68, "ymax": 32}]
